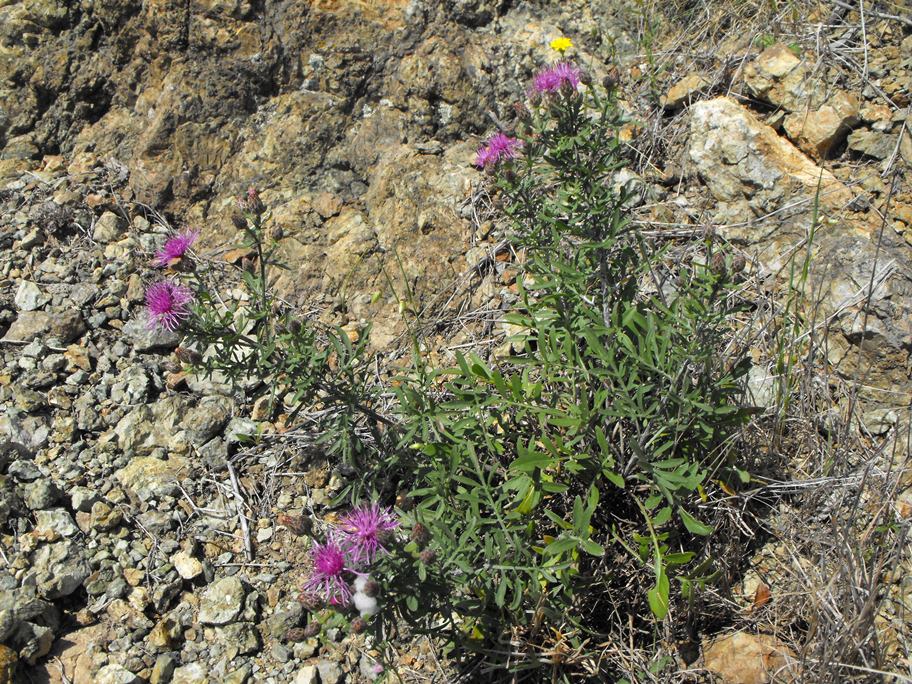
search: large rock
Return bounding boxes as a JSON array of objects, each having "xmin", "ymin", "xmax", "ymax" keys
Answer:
[
  {"xmin": 198, "ymin": 576, "xmax": 246, "ymax": 625},
  {"xmin": 702, "ymin": 631, "xmax": 799, "ymax": 684},
  {"xmin": 112, "ymin": 396, "xmax": 190, "ymax": 456},
  {"xmin": 115, "ymin": 455, "xmax": 189, "ymax": 501},
  {"xmin": 32, "ymin": 540, "xmax": 90, "ymax": 599},
  {"xmin": 688, "ymin": 96, "xmax": 850, "ymax": 239},
  {"xmin": 2, "ymin": 311, "xmax": 85, "ymax": 344},
  {"xmin": 782, "ymin": 91, "xmax": 859, "ymax": 159},
  {"xmin": 689, "ymin": 97, "xmax": 912, "ymax": 405},
  {"xmin": 743, "ymin": 44, "xmax": 824, "ymax": 111}
]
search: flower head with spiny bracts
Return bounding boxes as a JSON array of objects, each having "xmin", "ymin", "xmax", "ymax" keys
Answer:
[
  {"xmin": 152, "ymin": 229, "xmax": 200, "ymax": 267},
  {"xmin": 302, "ymin": 535, "xmax": 352, "ymax": 606},
  {"xmin": 475, "ymin": 133, "xmax": 523, "ymax": 170},
  {"xmin": 144, "ymin": 280, "xmax": 194, "ymax": 332},
  {"xmin": 532, "ymin": 62, "xmax": 582, "ymax": 94},
  {"xmin": 337, "ymin": 503, "xmax": 399, "ymax": 566}
]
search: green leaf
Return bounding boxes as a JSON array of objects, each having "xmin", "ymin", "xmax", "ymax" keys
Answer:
[
  {"xmin": 664, "ymin": 551, "xmax": 695, "ymax": 566},
  {"xmin": 581, "ymin": 539, "xmax": 605, "ymax": 557},
  {"xmin": 644, "ymin": 494, "xmax": 664, "ymax": 511},
  {"xmin": 679, "ymin": 508, "xmax": 713, "ymax": 536},
  {"xmin": 543, "ymin": 536, "xmax": 577, "ymax": 557},
  {"xmin": 647, "ymin": 564, "xmax": 670, "ymax": 620},
  {"xmin": 494, "ymin": 576, "xmax": 508, "ymax": 607},
  {"xmin": 603, "ymin": 469, "xmax": 625, "ymax": 488},
  {"xmin": 652, "ymin": 506, "xmax": 672, "ymax": 527}
]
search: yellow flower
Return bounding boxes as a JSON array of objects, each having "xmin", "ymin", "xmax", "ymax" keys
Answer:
[{"xmin": 550, "ymin": 37, "xmax": 573, "ymax": 53}]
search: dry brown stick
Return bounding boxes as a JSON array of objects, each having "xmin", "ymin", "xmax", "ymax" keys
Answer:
[{"xmin": 226, "ymin": 460, "xmax": 253, "ymax": 562}]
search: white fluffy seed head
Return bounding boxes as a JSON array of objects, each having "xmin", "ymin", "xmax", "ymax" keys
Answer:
[{"xmin": 353, "ymin": 592, "xmax": 378, "ymax": 617}]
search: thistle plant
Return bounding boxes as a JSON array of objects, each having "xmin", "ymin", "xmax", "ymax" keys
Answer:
[
  {"xmin": 136, "ymin": 44, "xmax": 751, "ymax": 681},
  {"xmin": 375, "ymin": 54, "xmax": 750, "ymax": 671}
]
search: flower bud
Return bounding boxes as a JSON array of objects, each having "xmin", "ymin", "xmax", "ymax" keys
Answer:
[
  {"xmin": 231, "ymin": 212, "xmax": 248, "ymax": 231},
  {"xmin": 410, "ymin": 523, "xmax": 429, "ymax": 545},
  {"xmin": 285, "ymin": 627, "xmax": 308, "ymax": 642},
  {"xmin": 174, "ymin": 346, "xmax": 202, "ymax": 365},
  {"xmin": 512, "ymin": 101, "xmax": 531, "ymax": 122},
  {"xmin": 710, "ymin": 252, "xmax": 727, "ymax": 277},
  {"xmin": 303, "ymin": 621, "xmax": 321, "ymax": 638},
  {"xmin": 297, "ymin": 592, "xmax": 320, "ymax": 611},
  {"xmin": 350, "ymin": 617, "xmax": 367, "ymax": 634},
  {"xmin": 603, "ymin": 66, "xmax": 619, "ymax": 91},
  {"xmin": 246, "ymin": 186, "xmax": 266, "ymax": 215},
  {"xmin": 731, "ymin": 254, "xmax": 746, "ymax": 274},
  {"xmin": 419, "ymin": 548, "xmax": 436, "ymax": 564},
  {"xmin": 396, "ymin": 492, "xmax": 414, "ymax": 511},
  {"xmin": 578, "ymin": 69, "xmax": 592, "ymax": 86}
]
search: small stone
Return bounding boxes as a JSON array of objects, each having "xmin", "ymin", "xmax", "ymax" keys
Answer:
[
  {"xmin": 172, "ymin": 550, "xmax": 204, "ymax": 580},
  {"xmin": 95, "ymin": 663, "xmax": 140, "ymax": 684},
  {"xmin": 14, "ymin": 282, "xmax": 48, "ymax": 312},
  {"xmin": 225, "ymin": 417, "xmax": 257, "ymax": 444},
  {"xmin": 661, "ymin": 73, "xmax": 710, "ymax": 109},
  {"xmin": 151, "ymin": 654, "xmax": 177, "ymax": 684},
  {"xmin": 183, "ymin": 396, "xmax": 233, "ymax": 444},
  {"xmin": 198, "ymin": 576, "xmax": 246, "ymax": 625},
  {"xmin": 90, "ymin": 501, "xmax": 124, "ymax": 531},
  {"xmin": 71, "ymin": 486, "xmax": 100, "ymax": 512},
  {"xmin": 124, "ymin": 568, "xmax": 144, "ymax": 587},
  {"xmin": 312, "ymin": 192, "xmax": 343, "ymax": 219},
  {"xmin": 746, "ymin": 364, "xmax": 777, "ymax": 410},
  {"xmin": 862, "ymin": 408, "xmax": 897, "ymax": 436},
  {"xmin": 64, "ymin": 345, "xmax": 92, "ymax": 372},
  {"xmin": 32, "ymin": 540, "xmax": 89, "ymax": 598},
  {"xmin": 292, "ymin": 639, "xmax": 318, "ymax": 660},
  {"xmin": 217, "ymin": 622, "xmax": 260, "ymax": 655},
  {"xmin": 20, "ymin": 480, "xmax": 62, "ymax": 510},
  {"xmin": 171, "ymin": 662, "xmax": 208, "ymax": 684},
  {"xmin": 35, "ymin": 508, "xmax": 78, "ymax": 537},
  {"xmin": 7, "ymin": 459, "xmax": 42, "ymax": 483},
  {"xmin": 93, "ymin": 211, "xmax": 124, "ymax": 243},
  {"xmin": 272, "ymin": 642, "xmax": 291, "ymax": 663},
  {"xmin": 847, "ymin": 128, "xmax": 897, "ymax": 160},
  {"xmin": 148, "ymin": 616, "xmax": 182, "ymax": 650},
  {"xmin": 224, "ymin": 665, "xmax": 251, "ymax": 684},
  {"xmin": 294, "ymin": 665, "xmax": 318, "ymax": 684},
  {"xmin": 122, "ymin": 318, "xmax": 180, "ymax": 352},
  {"xmin": 0, "ymin": 645, "xmax": 17, "ymax": 684},
  {"xmin": 317, "ymin": 660, "xmax": 343, "ymax": 684},
  {"xmin": 265, "ymin": 602, "xmax": 303, "ymax": 638},
  {"xmin": 702, "ymin": 632, "xmax": 799, "ymax": 683}
]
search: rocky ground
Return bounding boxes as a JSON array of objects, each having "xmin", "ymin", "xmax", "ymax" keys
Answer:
[{"xmin": 0, "ymin": 0, "xmax": 911, "ymax": 682}]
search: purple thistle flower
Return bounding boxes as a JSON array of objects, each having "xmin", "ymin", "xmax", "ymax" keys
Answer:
[
  {"xmin": 153, "ymin": 229, "xmax": 200, "ymax": 267},
  {"xmin": 532, "ymin": 62, "xmax": 581, "ymax": 94},
  {"xmin": 338, "ymin": 503, "xmax": 399, "ymax": 565},
  {"xmin": 302, "ymin": 536, "xmax": 352, "ymax": 606},
  {"xmin": 475, "ymin": 133, "xmax": 523, "ymax": 169},
  {"xmin": 144, "ymin": 280, "xmax": 194, "ymax": 332}
]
